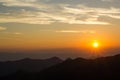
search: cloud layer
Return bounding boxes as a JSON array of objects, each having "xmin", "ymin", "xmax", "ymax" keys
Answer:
[
  {"xmin": 0, "ymin": 27, "xmax": 7, "ymax": 31},
  {"xmin": 55, "ymin": 30, "xmax": 96, "ymax": 34},
  {"xmin": 0, "ymin": 0, "xmax": 120, "ymax": 25}
]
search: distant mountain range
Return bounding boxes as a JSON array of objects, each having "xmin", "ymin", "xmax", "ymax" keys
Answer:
[
  {"xmin": 0, "ymin": 57, "xmax": 62, "ymax": 77},
  {"xmin": 1, "ymin": 54, "xmax": 120, "ymax": 80}
]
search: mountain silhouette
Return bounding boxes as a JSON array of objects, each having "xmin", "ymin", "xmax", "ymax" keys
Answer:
[
  {"xmin": 1, "ymin": 54, "xmax": 120, "ymax": 80},
  {"xmin": 0, "ymin": 57, "xmax": 62, "ymax": 77}
]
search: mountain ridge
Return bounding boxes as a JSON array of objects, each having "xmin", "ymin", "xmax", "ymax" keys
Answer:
[
  {"xmin": 0, "ymin": 57, "xmax": 62, "ymax": 77},
  {"xmin": 1, "ymin": 54, "xmax": 120, "ymax": 80}
]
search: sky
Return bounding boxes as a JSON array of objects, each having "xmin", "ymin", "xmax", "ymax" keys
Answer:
[{"xmin": 0, "ymin": 0, "xmax": 120, "ymax": 51}]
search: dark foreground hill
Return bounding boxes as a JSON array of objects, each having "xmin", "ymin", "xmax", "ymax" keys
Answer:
[
  {"xmin": 1, "ymin": 54, "xmax": 120, "ymax": 80},
  {"xmin": 0, "ymin": 57, "xmax": 62, "ymax": 77}
]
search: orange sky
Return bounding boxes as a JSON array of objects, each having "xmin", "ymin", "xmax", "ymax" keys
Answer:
[{"xmin": 0, "ymin": 0, "xmax": 120, "ymax": 51}]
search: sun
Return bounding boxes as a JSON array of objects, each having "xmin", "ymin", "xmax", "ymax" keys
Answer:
[{"xmin": 93, "ymin": 42, "xmax": 99, "ymax": 48}]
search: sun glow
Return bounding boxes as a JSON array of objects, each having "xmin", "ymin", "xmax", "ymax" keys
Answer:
[{"xmin": 93, "ymin": 42, "xmax": 99, "ymax": 48}]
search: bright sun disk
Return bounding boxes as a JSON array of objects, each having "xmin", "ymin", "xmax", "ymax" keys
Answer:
[{"xmin": 93, "ymin": 42, "xmax": 99, "ymax": 48}]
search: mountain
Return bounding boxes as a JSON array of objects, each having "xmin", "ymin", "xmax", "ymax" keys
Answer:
[
  {"xmin": 0, "ymin": 57, "xmax": 62, "ymax": 77},
  {"xmin": 37, "ymin": 55, "xmax": 120, "ymax": 80},
  {"xmin": 1, "ymin": 54, "xmax": 120, "ymax": 80}
]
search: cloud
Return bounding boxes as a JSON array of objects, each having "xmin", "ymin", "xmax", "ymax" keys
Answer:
[
  {"xmin": 0, "ymin": 32, "xmax": 23, "ymax": 41},
  {"xmin": 56, "ymin": 30, "xmax": 96, "ymax": 34},
  {"xmin": 56, "ymin": 30, "xmax": 81, "ymax": 33},
  {"xmin": 0, "ymin": 0, "xmax": 120, "ymax": 25},
  {"xmin": 0, "ymin": 27, "xmax": 7, "ymax": 31},
  {"xmin": 14, "ymin": 32, "xmax": 23, "ymax": 35},
  {"xmin": 3, "ymin": 32, "xmax": 23, "ymax": 35},
  {"xmin": 63, "ymin": 5, "xmax": 120, "ymax": 24},
  {"xmin": 39, "ymin": 29, "xmax": 96, "ymax": 34},
  {"xmin": 101, "ymin": 0, "xmax": 113, "ymax": 2},
  {"xmin": 0, "ymin": 0, "xmax": 53, "ymax": 10}
]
